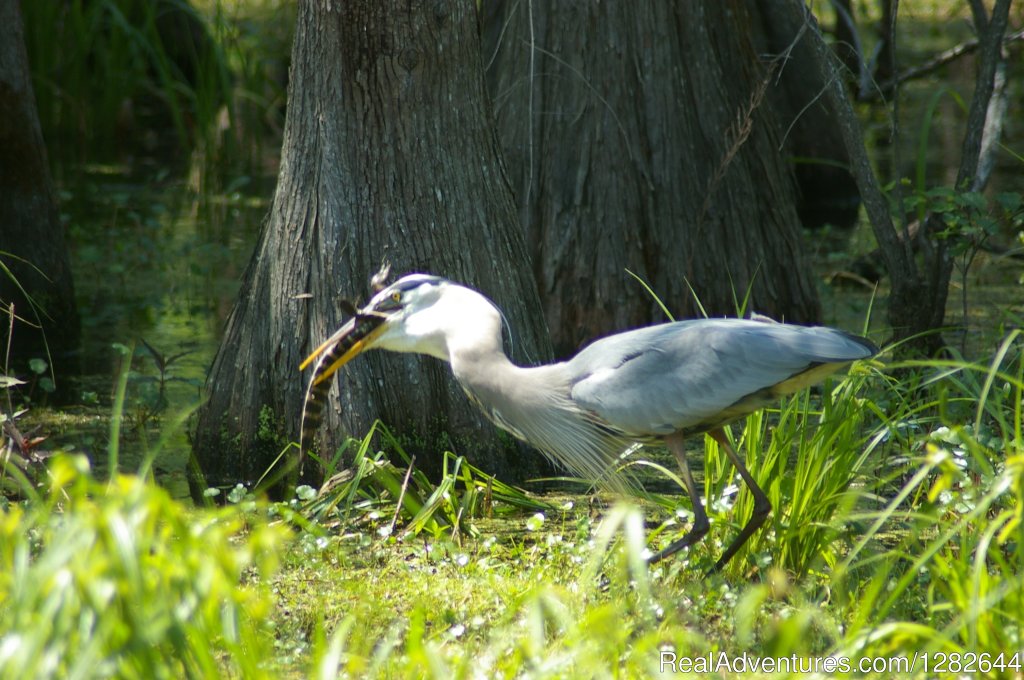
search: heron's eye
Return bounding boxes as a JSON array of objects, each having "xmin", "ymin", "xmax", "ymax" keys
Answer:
[{"xmin": 391, "ymin": 291, "xmax": 402, "ymax": 304}]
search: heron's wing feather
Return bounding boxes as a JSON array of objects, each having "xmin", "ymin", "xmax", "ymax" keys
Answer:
[{"xmin": 568, "ymin": 319, "xmax": 875, "ymax": 436}]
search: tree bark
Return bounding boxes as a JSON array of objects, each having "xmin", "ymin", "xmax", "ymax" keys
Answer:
[
  {"xmin": 0, "ymin": 2, "xmax": 80, "ymax": 389},
  {"xmin": 191, "ymin": 0, "xmax": 552, "ymax": 498},
  {"xmin": 483, "ymin": 0, "xmax": 821, "ymax": 357}
]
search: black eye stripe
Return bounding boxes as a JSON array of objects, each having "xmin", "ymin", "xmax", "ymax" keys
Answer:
[
  {"xmin": 368, "ymin": 274, "xmax": 448, "ymax": 312},
  {"xmin": 391, "ymin": 275, "xmax": 445, "ymax": 294}
]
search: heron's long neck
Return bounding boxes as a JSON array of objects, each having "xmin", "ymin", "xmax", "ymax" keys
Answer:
[
  {"xmin": 446, "ymin": 323, "xmax": 632, "ymax": 491},
  {"xmin": 446, "ymin": 323, "xmax": 565, "ymax": 439},
  {"xmin": 448, "ymin": 325, "xmax": 527, "ymax": 400},
  {"xmin": 431, "ymin": 290, "xmax": 578, "ymax": 452}
]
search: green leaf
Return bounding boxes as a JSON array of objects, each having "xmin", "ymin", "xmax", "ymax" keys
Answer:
[
  {"xmin": 996, "ymin": 191, "xmax": 1023, "ymax": 213},
  {"xmin": 959, "ymin": 191, "xmax": 987, "ymax": 212},
  {"xmin": 29, "ymin": 358, "xmax": 47, "ymax": 375},
  {"xmin": 927, "ymin": 186, "xmax": 956, "ymax": 201},
  {"xmin": 978, "ymin": 217, "xmax": 1000, "ymax": 236}
]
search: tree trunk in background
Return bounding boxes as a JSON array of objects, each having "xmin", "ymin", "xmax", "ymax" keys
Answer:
[
  {"xmin": 191, "ymin": 0, "xmax": 552, "ymax": 498},
  {"xmin": 752, "ymin": 0, "xmax": 860, "ymax": 230},
  {"xmin": 831, "ymin": 0, "xmax": 863, "ymax": 79},
  {"xmin": 483, "ymin": 0, "xmax": 821, "ymax": 357},
  {"xmin": 0, "ymin": 2, "xmax": 80, "ymax": 389}
]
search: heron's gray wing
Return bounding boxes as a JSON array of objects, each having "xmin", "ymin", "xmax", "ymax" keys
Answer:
[{"xmin": 567, "ymin": 319, "xmax": 875, "ymax": 436}]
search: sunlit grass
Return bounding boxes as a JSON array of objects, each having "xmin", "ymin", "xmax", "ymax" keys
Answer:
[{"xmin": 0, "ymin": 457, "xmax": 288, "ymax": 680}]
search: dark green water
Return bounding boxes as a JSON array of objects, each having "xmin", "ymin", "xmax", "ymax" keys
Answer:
[{"xmin": 57, "ymin": 164, "xmax": 273, "ymax": 497}]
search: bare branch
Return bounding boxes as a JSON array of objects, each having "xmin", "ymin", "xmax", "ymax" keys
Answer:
[
  {"xmin": 969, "ymin": 0, "xmax": 989, "ymax": 33},
  {"xmin": 828, "ymin": 0, "xmax": 872, "ymax": 94},
  {"xmin": 957, "ymin": 0, "xmax": 1013, "ymax": 191},
  {"xmin": 886, "ymin": 0, "xmax": 911, "ymax": 245},
  {"xmin": 795, "ymin": 3, "xmax": 909, "ymax": 282},
  {"xmin": 861, "ymin": 28, "xmax": 1024, "ymax": 101},
  {"xmin": 976, "ymin": 60, "xmax": 1008, "ymax": 191}
]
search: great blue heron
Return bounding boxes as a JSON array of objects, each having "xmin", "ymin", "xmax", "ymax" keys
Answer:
[{"xmin": 300, "ymin": 274, "xmax": 878, "ymax": 572}]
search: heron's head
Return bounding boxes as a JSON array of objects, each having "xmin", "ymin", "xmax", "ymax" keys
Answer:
[{"xmin": 300, "ymin": 274, "xmax": 502, "ymax": 385}]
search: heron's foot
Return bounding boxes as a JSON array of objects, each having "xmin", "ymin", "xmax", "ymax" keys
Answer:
[
  {"xmin": 646, "ymin": 517, "xmax": 710, "ymax": 565},
  {"xmin": 704, "ymin": 497, "xmax": 772, "ymax": 577}
]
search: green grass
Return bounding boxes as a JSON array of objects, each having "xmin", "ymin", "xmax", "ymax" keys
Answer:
[
  {"xmin": 0, "ymin": 457, "xmax": 288, "ymax": 680},
  {"xmin": 4, "ymin": 334, "xmax": 1021, "ymax": 677}
]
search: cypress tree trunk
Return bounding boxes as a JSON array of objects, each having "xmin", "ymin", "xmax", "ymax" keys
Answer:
[
  {"xmin": 484, "ymin": 0, "xmax": 821, "ymax": 357},
  {"xmin": 191, "ymin": 0, "xmax": 551, "ymax": 498},
  {"xmin": 0, "ymin": 2, "xmax": 80, "ymax": 389}
]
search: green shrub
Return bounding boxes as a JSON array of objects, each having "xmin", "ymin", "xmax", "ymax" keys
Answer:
[{"xmin": 0, "ymin": 456, "xmax": 288, "ymax": 680}]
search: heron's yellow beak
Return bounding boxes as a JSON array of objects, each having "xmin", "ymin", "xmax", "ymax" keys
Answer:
[{"xmin": 300, "ymin": 314, "xmax": 388, "ymax": 385}]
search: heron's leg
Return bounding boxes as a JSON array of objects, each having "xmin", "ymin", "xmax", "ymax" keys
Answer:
[
  {"xmin": 707, "ymin": 428, "xmax": 772, "ymax": 574},
  {"xmin": 647, "ymin": 433, "xmax": 711, "ymax": 564}
]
